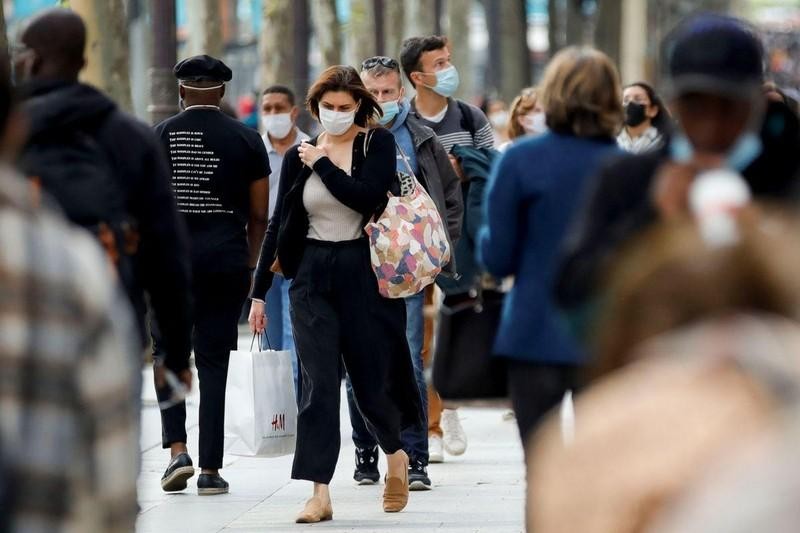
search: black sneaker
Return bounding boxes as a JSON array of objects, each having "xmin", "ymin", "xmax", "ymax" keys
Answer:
[
  {"xmin": 353, "ymin": 446, "xmax": 380, "ymax": 485},
  {"xmin": 409, "ymin": 460, "xmax": 432, "ymax": 491},
  {"xmin": 197, "ymin": 473, "xmax": 229, "ymax": 495},
  {"xmin": 160, "ymin": 452, "xmax": 194, "ymax": 492}
]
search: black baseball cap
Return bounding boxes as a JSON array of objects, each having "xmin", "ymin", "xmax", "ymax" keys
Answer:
[
  {"xmin": 173, "ymin": 54, "xmax": 232, "ymax": 83},
  {"xmin": 663, "ymin": 13, "xmax": 764, "ymax": 100}
]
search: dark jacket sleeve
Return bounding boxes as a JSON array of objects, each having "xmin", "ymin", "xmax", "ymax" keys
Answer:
[
  {"xmin": 313, "ymin": 128, "xmax": 396, "ymax": 214},
  {"xmin": 555, "ymin": 153, "xmax": 660, "ymax": 311},
  {"xmin": 136, "ymin": 125, "xmax": 193, "ymax": 374},
  {"xmin": 476, "ymin": 149, "xmax": 524, "ymax": 278},
  {"xmin": 250, "ymin": 148, "xmax": 300, "ymax": 299},
  {"xmin": 430, "ymin": 137, "xmax": 464, "ymax": 244}
]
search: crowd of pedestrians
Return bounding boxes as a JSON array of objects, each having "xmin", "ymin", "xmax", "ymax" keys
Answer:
[{"xmin": 2, "ymin": 6, "xmax": 800, "ymax": 533}]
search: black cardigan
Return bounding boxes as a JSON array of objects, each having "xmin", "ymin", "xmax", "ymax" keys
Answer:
[{"xmin": 250, "ymin": 127, "xmax": 396, "ymax": 298}]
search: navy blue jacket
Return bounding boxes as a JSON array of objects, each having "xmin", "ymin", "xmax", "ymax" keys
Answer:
[{"xmin": 477, "ymin": 132, "xmax": 620, "ymax": 364}]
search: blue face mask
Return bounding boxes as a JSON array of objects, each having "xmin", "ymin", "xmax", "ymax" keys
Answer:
[
  {"xmin": 670, "ymin": 131, "xmax": 763, "ymax": 172},
  {"xmin": 425, "ymin": 65, "xmax": 460, "ymax": 98},
  {"xmin": 378, "ymin": 99, "xmax": 400, "ymax": 126}
]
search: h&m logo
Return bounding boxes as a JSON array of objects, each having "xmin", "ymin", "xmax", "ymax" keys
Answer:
[{"xmin": 271, "ymin": 413, "xmax": 285, "ymax": 431}]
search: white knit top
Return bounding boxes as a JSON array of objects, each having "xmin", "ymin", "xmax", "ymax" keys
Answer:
[{"xmin": 303, "ymin": 170, "xmax": 363, "ymax": 241}]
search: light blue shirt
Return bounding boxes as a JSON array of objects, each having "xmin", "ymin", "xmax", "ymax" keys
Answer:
[{"xmin": 262, "ymin": 127, "xmax": 310, "ymax": 218}]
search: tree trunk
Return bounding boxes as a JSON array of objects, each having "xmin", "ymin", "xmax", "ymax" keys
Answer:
[
  {"xmin": 483, "ymin": 0, "xmax": 501, "ymax": 98},
  {"xmin": 373, "ymin": 0, "xmax": 385, "ymax": 56},
  {"xmin": 148, "ymin": 0, "xmax": 178, "ymax": 124},
  {"xmin": 445, "ymin": 0, "xmax": 472, "ymax": 100},
  {"xmin": 0, "ymin": 1, "xmax": 7, "ymax": 56},
  {"xmin": 565, "ymin": 0, "xmax": 584, "ymax": 46},
  {"xmin": 312, "ymin": 0, "xmax": 342, "ymax": 67},
  {"xmin": 347, "ymin": 0, "xmax": 374, "ymax": 67},
  {"xmin": 383, "ymin": 0, "xmax": 405, "ymax": 59},
  {"xmin": 497, "ymin": 0, "xmax": 530, "ymax": 103},
  {"xmin": 404, "ymin": 0, "xmax": 436, "ymax": 38},
  {"xmin": 260, "ymin": 0, "xmax": 294, "ymax": 91},
  {"xmin": 293, "ymin": 0, "xmax": 313, "ymax": 132},
  {"xmin": 548, "ymin": 0, "xmax": 561, "ymax": 56},
  {"xmin": 594, "ymin": 0, "xmax": 622, "ymax": 68},
  {"xmin": 70, "ymin": 0, "xmax": 133, "ymax": 112},
  {"xmin": 186, "ymin": 0, "xmax": 224, "ymax": 58}
]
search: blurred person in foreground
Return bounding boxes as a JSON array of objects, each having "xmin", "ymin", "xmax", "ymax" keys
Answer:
[
  {"xmin": 617, "ymin": 81, "xmax": 672, "ymax": 154},
  {"xmin": 556, "ymin": 13, "xmax": 800, "ymax": 328},
  {"xmin": 0, "ymin": 50, "xmax": 140, "ymax": 531},
  {"xmin": 13, "ymin": 9, "xmax": 193, "ymax": 391},
  {"xmin": 528, "ymin": 209, "xmax": 800, "ymax": 533},
  {"xmin": 498, "ymin": 87, "xmax": 545, "ymax": 152},
  {"xmin": 478, "ymin": 46, "xmax": 623, "ymax": 446}
]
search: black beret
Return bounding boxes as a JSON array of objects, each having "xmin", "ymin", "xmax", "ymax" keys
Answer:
[{"xmin": 174, "ymin": 54, "xmax": 233, "ymax": 83}]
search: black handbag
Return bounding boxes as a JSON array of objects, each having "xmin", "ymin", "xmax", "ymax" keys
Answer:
[{"xmin": 433, "ymin": 288, "xmax": 507, "ymax": 400}]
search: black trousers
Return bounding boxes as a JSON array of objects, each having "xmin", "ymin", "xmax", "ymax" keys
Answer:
[
  {"xmin": 289, "ymin": 239, "xmax": 422, "ymax": 484},
  {"xmin": 154, "ymin": 269, "xmax": 251, "ymax": 469},
  {"xmin": 507, "ymin": 359, "xmax": 579, "ymax": 452}
]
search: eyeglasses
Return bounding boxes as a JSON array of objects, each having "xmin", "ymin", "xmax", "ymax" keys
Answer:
[{"xmin": 361, "ymin": 56, "xmax": 399, "ymax": 72}]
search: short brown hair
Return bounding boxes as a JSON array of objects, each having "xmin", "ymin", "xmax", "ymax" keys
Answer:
[
  {"xmin": 539, "ymin": 47, "xmax": 623, "ymax": 139},
  {"xmin": 400, "ymin": 35, "xmax": 449, "ymax": 87},
  {"xmin": 306, "ymin": 65, "xmax": 382, "ymax": 126},
  {"xmin": 508, "ymin": 87, "xmax": 538, "ymax": 140}
]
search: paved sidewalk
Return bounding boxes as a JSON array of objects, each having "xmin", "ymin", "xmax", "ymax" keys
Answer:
[{"xmin": 137, "ymin": 337, "xmax": 525, "ymax": 533}]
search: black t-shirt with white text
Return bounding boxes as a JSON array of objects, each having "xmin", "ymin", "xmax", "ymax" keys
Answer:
[{"xmin": 155, "ymin": 108, "xmax": 270, "ymax": 272}]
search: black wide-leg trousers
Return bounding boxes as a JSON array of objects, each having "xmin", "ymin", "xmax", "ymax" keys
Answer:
[{"xmin": 289, "ymin": 238, "xmax": 422, "ymax": 484}]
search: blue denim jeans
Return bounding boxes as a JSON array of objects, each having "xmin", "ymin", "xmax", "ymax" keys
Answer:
[
  {"xmin": 263, "ymin": 274, "xmax": 301, "ymax": 404},
  {"xmin": 346, "ymin": 290, "xmax": 428, "ymax": 464}
]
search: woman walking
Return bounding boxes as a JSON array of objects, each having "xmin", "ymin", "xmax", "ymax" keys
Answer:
[
  {"xmin": 478, "ymin": 47, "xmax": 624, "ymax": 445},
  {"xmin": 248, "ymin": 65, "xmax": 420, "ymax": 523}
]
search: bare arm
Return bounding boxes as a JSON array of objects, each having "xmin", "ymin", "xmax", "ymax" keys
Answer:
[{"xmin": 248, "ymin": 177, "xmax": 269, "ymax": 269}]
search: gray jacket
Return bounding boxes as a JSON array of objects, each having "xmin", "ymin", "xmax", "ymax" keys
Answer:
[{"xmin": 404, "ymin": 114, "xmax": 464, "ymax": 276}]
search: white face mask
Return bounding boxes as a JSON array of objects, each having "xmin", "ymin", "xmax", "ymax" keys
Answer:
[
  {"xmin": 262, "ymin": 113, "xmax": 294, "ymax": 139},
  {"xmin": 490, "ymin": 110, "xmax": 509, "ymax": 130},
  {"xmin": 522, "ymin": 112, "xmax": 547, "ymax": 135},
  {"xmin": 319, "ymin": 108, "xmax": 356, "ymax": 136}
]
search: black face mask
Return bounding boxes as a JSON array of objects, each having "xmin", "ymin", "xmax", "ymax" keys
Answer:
[{"xmin": 624, "ymin": 102, "xmax": 648, "ymax": 127}]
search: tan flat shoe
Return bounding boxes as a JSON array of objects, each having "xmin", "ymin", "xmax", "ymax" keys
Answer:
[
  {"xmin": 383, "ymin": 452, "xmax": 410, "ymax": 513},
  {"xmin": 295, "ymin": 496, "xmax": 333, "ymax": 523}
]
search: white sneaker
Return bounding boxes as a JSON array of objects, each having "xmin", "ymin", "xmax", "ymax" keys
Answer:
[
  {"xmin": 441, "ymin": 409, "xmax": 467, "ymax": 456},
  {"xmin": 429, "ymin": 434, "xmax": 444, "ymax": 463}
]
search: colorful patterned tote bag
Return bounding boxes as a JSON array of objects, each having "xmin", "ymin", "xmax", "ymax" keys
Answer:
[{"xmin": 364, "ymin": 137, "xmax": 451, "ymax": 298}]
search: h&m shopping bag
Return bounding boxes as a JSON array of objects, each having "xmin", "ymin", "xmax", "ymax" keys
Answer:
[{"xmin": 224, "ymin": 336, "xmax": 296, "ymax": 457}]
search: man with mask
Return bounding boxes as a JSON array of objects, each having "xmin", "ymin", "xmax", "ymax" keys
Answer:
[
  {"xmin": 400, "ymin": 35, "xmax": 495, "ymax": 463},
  {"xmin": 556, "ymin": 13, "xmax": 800, "ymax": 325},
  {"xmin": 154, "ymin": 55, "xmax": 270, "ymax": 495},
  {"xmin": 401, "ymin": 35, "xmax": 495, "ymax": 155},
  {"xmin": 256, "ymin": 85, "xmax": 309, "ymax": 403},
  {"xmin": 345, "ymin": 55, "xmax": 463, "ymax": 490}
]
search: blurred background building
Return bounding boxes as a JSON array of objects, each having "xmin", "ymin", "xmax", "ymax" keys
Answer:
[{"xmin": 1, "ymin": 0, "xmax": 797, "ymax": 124}]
